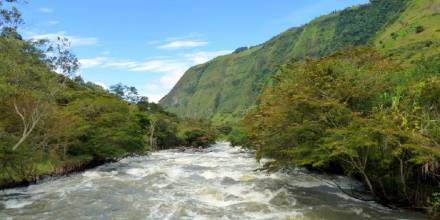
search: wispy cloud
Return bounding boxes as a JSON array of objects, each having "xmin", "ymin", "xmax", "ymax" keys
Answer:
[
  {"xmin": 48, "ymin": 21, "xmax": 60, "ymax": 25},
  {"xmin": 142, "ymin": 94, "xmax": 164, "ymax": 103},
  {"xmin": 154, "ymin": 50, "xmax": 231, "ymax": 87},
  {"xmin": 79, "ymin": 50, "xmax": 232, "ymax": 101},
  {"xmin": 79, "ymin": 57, "xmax": 108, "ymax": 68},
  {"xmin": 27, "ymin": 31, "xmax": 99, "ymax": 47},
  {"xmin": 39, "ymin": 7, "xmax": 54, "ymax": 13},
  {"xmin": 105, "ymin": 61, "xmax": 138, "ymax": 69},
  {"xmin": 157, "ymin": 40, "xmax": 208, "ymax": 50},
  {"xmin": 138, "ymin": 84, "xmax": 162, "ymax": 103},
  {"xmin": 145, "ymin": 83, "xmax": 160, "ymax": 92},
  {"xmin": 80, "ymin": 50, "xmax": 231, "ymax": 73},
  {"xmin": 183, "ymin": 50, "xmax": 232, "ymax": 64},
  {"xmin": 129, "ymin": 60, "xmax": 188, "ymax": 75},
  {"xmin": 94, "ymin": 81, "xmax": 108, "ymax": 90}
]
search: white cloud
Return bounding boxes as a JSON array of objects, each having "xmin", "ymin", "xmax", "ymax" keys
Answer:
[
  {"xmin": 157, "ymin": 40, "xmax": 208, "ymax": 50},
  {"xmin": 48, "ymin": 21, "xmax": 60, "ymax": 25},
  {"xmin": 129, "ymin": 60, "xmax": 189, "ymax": 75},
  {"xmin": 137, "ymin": 84, "xmax": 163, "ymax": 103},
  {"xmin": 145, "ymin": 83, "xmax": 159, "ymax": 91},
  {"xmin": 79, "ymin": 50, "xmax": 230, "ymax": 77},
  {"xmin": 79, "ymin": 57, "xmax": 108, "ymax": 68},
  {"xmin": 28, "ymin": 31, "xmax": 99, "ymax": 47},
  {"xmin": 159, "ymin": 72, "xmax": 185, "ymax": 87},
  {"xmin": 94, "ymin": 82, "xmax": 108, "ymax": 89},
  {"xmin": 146, "ymin": 94, "xmax": 164, "ymax": 103},
  {"xmin": 183, "ymin": 50, "xmax": 232, "ymax": 64},
  {"xmin": 105, "ymin": 61, "xmax": 138, "ymax": 69},
  {"xmin": 77, "ymin": 50, "xmax": 231, "ymax": 102},
  {"xmin": 39, "ymin": 7, "xmax": 53, "ymax": 13},
  {"xmin": 165, "ymin": 33, "xmax": 204, "ymax": 42},
  {"xmin": 128, "ymin": 51, "xmax": 232, "ymax": 88}
]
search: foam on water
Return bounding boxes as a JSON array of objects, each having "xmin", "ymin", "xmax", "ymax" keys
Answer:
[
  {"xmin": 2, "ymin": 199, "xmax": 33, "ymax": 209},
  {"xmin": 0, "ymin": 142, "xmax": 426, "ymax": 219}
]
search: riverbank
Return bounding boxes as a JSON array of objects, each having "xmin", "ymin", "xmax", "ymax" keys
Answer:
[
  {"xmin": 0, "ymin": 143, "xmax": 431, "ymax": 217},
  {"xmin": 0, "ymin": 146, "xmax": 208, "ymax": 190},
  {"xmin": 0, "ymin": 158, "xmax": 117, "ymax": 190},
  {"xmin": 0, "ymin": 142, "xmax": 425, "ymax": 219}
]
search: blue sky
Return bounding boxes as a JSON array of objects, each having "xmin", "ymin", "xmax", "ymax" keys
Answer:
[{"xmin": 20, "ymin": 0, "xmax": 369, "ymax": 102}]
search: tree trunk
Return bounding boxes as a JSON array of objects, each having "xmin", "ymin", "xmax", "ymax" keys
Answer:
[
  {"xmin": 149, "ymin": 120, "xmax": 157, "ymax": 150},
  {"xmin": 12, "ymin": 102, "xmax": 42, "ymax": 151},
  {"xmin": 360, "ymin": 170, "xmax": 375, "ymax": 196}
]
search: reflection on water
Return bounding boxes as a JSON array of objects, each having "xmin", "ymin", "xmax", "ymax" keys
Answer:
[{"xmin": 0, "ymin": 142, "xmax": 426, "ymax": 219}]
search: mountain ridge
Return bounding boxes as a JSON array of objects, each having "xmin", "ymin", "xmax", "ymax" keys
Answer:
[{"xmin": 159, "ymin": 0, "xmax": 410, "ymax": 124}]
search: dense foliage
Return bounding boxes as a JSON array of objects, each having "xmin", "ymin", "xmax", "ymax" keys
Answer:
[
  {"xmin": 160, "ymin": 0, "xmax": 440, "ymax": 213},
  {"xmin": 0, "ymin": 1, "xmax": 217, "ymax": 188},
  {"xmin": 2, "ymin": 0, "xmax": 440, "ymax": 216},
  {"xmin": 0, "ymin": 35, "xmax": 148, "ymax": 186},
  {"xmin": 232, "ymin": 48, "xmax": 440, "ymax": 214},
  {"xmin": 160, "ymin": 0, "xmax": 408, "ymax": 125}
]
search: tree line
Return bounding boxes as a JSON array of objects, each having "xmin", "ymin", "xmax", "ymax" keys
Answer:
[
  {"xmin": 228, "ymin": 47, "xmax": 440, "ymax": 215},
  {"xmin": 0, "ymin": 0, "xmax": 217, "ymax": 188}
]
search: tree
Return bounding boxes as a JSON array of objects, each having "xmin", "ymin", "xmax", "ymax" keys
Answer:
[
  {"xmin": 5, "ymin": 36, "xmax": 79, "ymax": 151},
  {"xmin": 234, "ymin": 47, "xmax": 248, "ymax": 53},
  {"xmin": 0, "ymin": 0, "xmax": 23, "ymax": 32},
  {"xmin": 0, "ymin": 1, "xmax": 79, "ymax": 152},
  {"xmin": 0, "ymin": 0, "xmax": 215, "ymax": 189},
  {"xmin": 238, "ymin": 47, "xmax": 440, "ymax": 209},
  {"xmin": 109, "ymin": 83, "xmax": 140, "ymax": 103}
]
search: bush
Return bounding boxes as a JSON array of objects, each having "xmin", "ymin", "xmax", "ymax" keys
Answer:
[
  {"xmin": 234, "ymin": 47, "xmax": 248, "ymax": 53},
  {"xmin": 416, "ymin": 25, "xmax": 425, "ymax": 33},
  {"xmin": 183, "ymin": 129, "xmax": 215, "ymax": 148},
  {"xmin": 239, "ymin": 48, "xmax": 440, "ymax": 209}
]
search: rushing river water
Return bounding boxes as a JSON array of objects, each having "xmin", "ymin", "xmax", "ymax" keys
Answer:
[{"xmin": 0, "ymin": 142, "xmax": 426, "ymax": 220}]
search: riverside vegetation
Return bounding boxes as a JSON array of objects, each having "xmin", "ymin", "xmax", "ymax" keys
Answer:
[
  {"xmin": 160, "ymin": 0, "xmax": 440, "ymax": 216},
  {"xmin": 2, "ymin": 0, "xmax": 440, "ymax": 217},
  {"xmin": 232, "ymin": 48, "xmax": 440, "ymax": 215},
  {"xmin": 0, "ymin": 0, "xmax": 216, "ymax": 189}
]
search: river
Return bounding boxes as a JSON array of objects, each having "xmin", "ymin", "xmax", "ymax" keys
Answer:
[{"xmin": 0, "ymin": 142, "xmax": 426, "ymax": 219}]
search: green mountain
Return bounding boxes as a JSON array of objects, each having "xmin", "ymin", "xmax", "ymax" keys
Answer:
[
  {"xmin": 374, "ymin": 0, "xmax": 440, "ymax": 60},
  {"xmin": 159, "ymin": 0, "xmax": 410, "ymax": 124},
  {"xmin": 231, "ymin": 0, "xmax": 440, "ymax": 211}
]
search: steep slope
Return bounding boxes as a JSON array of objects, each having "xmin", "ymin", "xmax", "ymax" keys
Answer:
[
  {"xmin": 160, "ymin": 0, "xmax": 408, "ymax": 124},
  {"xmin": 375, "ymin": 0, "xmax": 440, "ymax": 60}
]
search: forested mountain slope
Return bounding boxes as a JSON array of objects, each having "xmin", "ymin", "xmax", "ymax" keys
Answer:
[
  {"xmin": 160, "ymin": 0, "xmax": 408, "ymax": 124},
  {"xmin": 0, "ymin": 35, "xmax": 217, "ymax": 188},
  {"xmin": 0, "ymin": 1, "xmax": 217, "ymax": 188},
  {"xmin": 228, "ymin": 0, "xmax": 440, "ymax": 213}
]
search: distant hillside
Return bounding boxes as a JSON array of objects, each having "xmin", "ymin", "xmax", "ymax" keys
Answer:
[
  {"xmin": 375, "ymin": 0, "xmax": 440, "ymax": 60},
  {"xmin": 160, "ymin": 0, "xmax": 409, "ymax": 124}
]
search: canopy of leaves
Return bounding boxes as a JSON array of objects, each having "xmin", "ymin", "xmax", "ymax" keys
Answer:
[
  {"xmin": 0, "ymin": 33, "xmax": 218, "ymax": 188},
  {"xmin": 234, "ymin": 47, "xmax": 440, "ymax": 211}
]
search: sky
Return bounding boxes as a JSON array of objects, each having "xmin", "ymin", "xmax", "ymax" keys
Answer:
[{"xmin": 19, "ymin": 0, "xmax": 369, "ymax": 102}]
